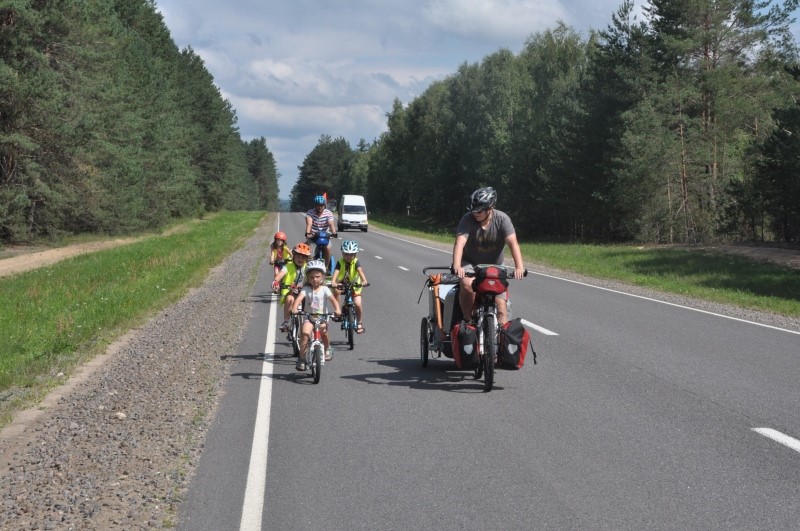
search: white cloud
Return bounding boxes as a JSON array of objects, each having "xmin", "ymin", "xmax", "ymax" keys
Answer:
[{"xmin": 423, "ymin": 0, "xmax": 568, "ymax": 40}]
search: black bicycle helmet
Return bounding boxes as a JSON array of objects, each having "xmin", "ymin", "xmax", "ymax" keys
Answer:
[{"xmin": 470, "ymin": 186, "xmax": 497, "ymax": 212}]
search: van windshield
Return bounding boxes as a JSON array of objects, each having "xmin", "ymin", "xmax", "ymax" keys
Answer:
[{"xmin": 343, "ymin": 205, "xmax": 367, "ymax": 214}]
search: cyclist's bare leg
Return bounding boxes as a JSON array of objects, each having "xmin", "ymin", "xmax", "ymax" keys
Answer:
[
  {"xmin": 283, "ymin": 295, "xmax": 295, "ymax": 321},
  {"xmin": 354, "ymin": 295, "xmax": 363, "ymax": 325},
  {"xmin": 299, "ymin": 321, "xmax": 313, "ymax": 362},
  {"xmin": 458, "ymin": 277, "xmax": 476, "ymax": 321},
  {"xmin": 496, "ymin": 297, "xmax": 508, "ymax": 325}
]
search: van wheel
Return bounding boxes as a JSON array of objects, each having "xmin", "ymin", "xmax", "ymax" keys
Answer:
[
  {"xmin": 361, "ymin": 227, "xmax": 368, "ymax": 232},
  {"xmin": 338, "ymin": 223, "xmax": 343, "ymax": 232}
]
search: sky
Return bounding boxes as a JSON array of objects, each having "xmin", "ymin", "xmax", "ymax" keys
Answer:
[{"xmin": 153, "ymin": 0, "xmax": 800, "ymax": 200}]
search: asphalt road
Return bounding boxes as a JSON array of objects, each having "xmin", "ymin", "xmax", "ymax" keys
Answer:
[{"xmin": 179, "ymin": 212, "xmax": 800, "ymax": 530}]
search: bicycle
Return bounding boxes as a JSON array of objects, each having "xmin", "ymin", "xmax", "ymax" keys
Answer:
[
  {"xmin": 293, "ymin": 311, "xmax": 337, "ymax": 384},
  {"xmin": 336, "ymin": 279, "xmax": 369, "ymax": 350},
  {"xmin": 305, "ymin": 230, "xmax": 337, "ymax": 275},
  {"xmin": 463, "ymin": 264, "xmax": 527, "ymax": 392},
  {"xmin": 287, "ymin": 300, "xmax": 303, "ymax": 358}
]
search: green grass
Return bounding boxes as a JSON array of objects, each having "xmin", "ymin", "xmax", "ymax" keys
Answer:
[
  {"xmin": 0, "ymin": 211, "xmax": 266, "ymax": 404},
  {"xmin": 372, "ymin": 216, "xmax": 800, "ymax": 318}
]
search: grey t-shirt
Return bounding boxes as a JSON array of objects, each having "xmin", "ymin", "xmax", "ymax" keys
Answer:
[{"xmin": 456, "ymin": 209, "xmax": 516, "ymax": 266}]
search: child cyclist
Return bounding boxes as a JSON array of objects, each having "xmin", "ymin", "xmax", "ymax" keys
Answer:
[
  {"xmin": 291, "ymin": 259, "xmax": 341, "ymax": 370},
  {"xmin": 275, "ymin": 243, "xmax": 312, "ymax": 332},
  {"xmin": 269, "ymin": 231, "xmax": 292, "ymax": 293},
  {"xmin": 330, "ymin": 240, "xmax": 369, "ymax": 334}
]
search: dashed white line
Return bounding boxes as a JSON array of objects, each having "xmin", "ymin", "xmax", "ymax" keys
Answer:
[
  {"xmin": 753, "ymin": 428, "xmax": 800, "ymax": 454},
  {"xmin": 398, "ymin": 266, "xmax": 409, "ymax": 271},
  {"xmin": 375, "ymin": 256, "xmax": 383, "ymax": 260},
  {"xmin": 520, "ymin": 318, "xmax": 558, "ymax": 336}
]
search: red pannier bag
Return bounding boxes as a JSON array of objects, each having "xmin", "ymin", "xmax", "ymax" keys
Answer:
[
  {"xmin": 471, "ymin": 265, "xmax": 508, "ymax": 295},
  {"xmin": 451, "ymin": 320, "xmax": 479, "ymax": 369},
  {"xmin": 498, "ymin": 318, "xmax": 535, "ymax": 369}
]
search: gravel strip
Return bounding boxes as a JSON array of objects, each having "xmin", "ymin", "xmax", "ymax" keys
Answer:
[
  {"xmin": 1, "ymin": 223, "xmax": 797, "ymax": 530},
  {"xmin": 0, "ymin": 220, "xmax": 272, "ymax": 530}
]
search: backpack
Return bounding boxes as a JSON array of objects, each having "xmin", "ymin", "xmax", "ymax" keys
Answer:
[
  {"xmin": 498, "ymin": 318, "xmax": 535, "ymax": 369},
  {"xmin": 451, "ymin": 320, "xmax": 479, "ymax": 369}
]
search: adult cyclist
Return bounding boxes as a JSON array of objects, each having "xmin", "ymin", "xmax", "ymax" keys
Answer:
[
  {"xmin": 304, "ymin": 194, "xmax": 337, "ymax": 265},
  {"xmin": 452, "ymin": 186, "xmax": 525, "ymax": 325}
]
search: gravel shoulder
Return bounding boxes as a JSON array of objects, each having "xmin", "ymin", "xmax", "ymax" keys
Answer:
[
  {"xmin": 0, "ymin": 226, "xmax": 798, "ymax": 529},
  {"xmin": 0, "ymin": 218, "xmax": 274, "ymax": 530}
]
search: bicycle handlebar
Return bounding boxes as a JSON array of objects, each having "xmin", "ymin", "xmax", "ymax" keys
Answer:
[
  {"xmin": 292, "ymin": 311, "xmax": 341, "ymax": 322},
  {"xmin": 335, "ymin": 282, "xmax": 370, "ymax": 290},
  {"xmin": 461, "ymin": 265, "xmax": 528, "ymax": 278}
]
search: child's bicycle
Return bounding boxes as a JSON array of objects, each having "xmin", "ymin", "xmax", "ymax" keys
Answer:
[
  {"xmin": 293, "ymin": 311, "xmax": 337, "ymax": 384},
  {"xmin": 287, "ymin": 299, "xmax": 303, "ymax": 358},
  {"xmin": 336, "ymin": 279, "xmax": 370, "ymax": 350},
  {"xmin": 270, "ymin": 259, "xmax": 287, "ymax": 293}
]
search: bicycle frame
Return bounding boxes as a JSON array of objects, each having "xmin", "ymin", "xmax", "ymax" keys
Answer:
[
  {"xmin": 295, "ymin": 312, "xmax": 333, "ymax": 384},
  {"xmin": 336, "ymin": 279, "xmax": 367, "ymax": 350}
]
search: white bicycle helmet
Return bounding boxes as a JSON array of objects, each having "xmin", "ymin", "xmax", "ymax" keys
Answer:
[
  {"xmin": 306, "ymin": 259, "xmax": 327, "ymax": 274},
  {"xmin": 341, "ymin": 240, "xmax": 359, "ymax": 253}
]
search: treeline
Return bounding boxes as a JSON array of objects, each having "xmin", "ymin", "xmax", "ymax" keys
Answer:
[
  {"xmin": 293, "ymin": 0, "xmax": 800, "ymax": 243},
  {"xmin": 0, "ymin": 0, "xmax": 278, "ymax": 243}
]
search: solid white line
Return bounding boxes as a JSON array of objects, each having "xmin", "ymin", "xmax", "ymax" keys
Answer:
[
  {"xmin": 398, "ymin": 266, "xmax": 409, "ymax": 271},
  {"xmin": 239, "ymin": 298, "xmax": 276, "ymax": 531},
  {"xmin": 752, "ymin": 428, "xmax": 800, "ymax": 454},
  {"xmin": 520, "ymin": 318, "xmax": 559, "ymax": 336},
  {"xmin": 530, "ymin": 271, "xmax": 800, "ymax": 336}
]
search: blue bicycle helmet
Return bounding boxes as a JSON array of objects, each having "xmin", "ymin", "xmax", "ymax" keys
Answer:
[
  {"xmin": 314, "ymin": 195, "xmax": 326, "ymax": 206},
  {"xmin": 341, "ymin": 240, "xmax": 359, "ymax": 254}
]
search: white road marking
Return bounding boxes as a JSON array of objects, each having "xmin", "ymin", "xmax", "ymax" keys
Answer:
[
  {"xmin": 370, "ymin": 229, "xmax": 799, "ymax": 337},
  {"xmin": 530, "ymin": 271, "xmax": 800, "ymax": 336},
  {"xmin": 753, "ymin": 428, "xmax": 800, "ymax": 454},
  {"xmin": 398, "ymin": 266, "xmax": 409, "ymax": 271},
  {"xmin": 375, "ymin": 256, "xmax": 383, "ymax": 260},
  {"xmin": 239, "ymin": 298, "xmax": 276, "ymax": 531},
  {"xmin": 520, "ymin": 318, "xmax": 559, "ymax": 336}
]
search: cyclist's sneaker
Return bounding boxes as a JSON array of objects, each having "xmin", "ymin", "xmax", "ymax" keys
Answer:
[
  {"xmin": 295, "ymin": 360, "xmax": 307, "ymax": 371},
  {"xmin": 280, "ymin": 320, "xmax": 289, "ymax": 332},
  {"xmin": 325, "ymin": 348, "xmax": 333, "ymax": 361}
]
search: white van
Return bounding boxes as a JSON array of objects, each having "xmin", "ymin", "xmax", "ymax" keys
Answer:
[{"xmin": 337, "ymin": 195, "xmax": 368, "ymax": 232}]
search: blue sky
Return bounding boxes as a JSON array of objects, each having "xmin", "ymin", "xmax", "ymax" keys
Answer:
[{"xmin": 154, "ymin": 0, "xmax": 799, "ymax": 200}]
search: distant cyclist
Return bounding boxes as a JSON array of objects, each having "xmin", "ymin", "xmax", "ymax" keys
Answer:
[
  {"xmin": 452, "ymin": 186, "xmax": 525, "ymax": 325},
  {"xmin": 269, "ymin": 231, "xmax": 291, "ymax": 293},
  {"xmin": 304, "ymin": 195, "xmax": 337, "ymax": 264},
  {"xmin": 330, "ymin": 240, "xmax": 369, "ymax": 334}
]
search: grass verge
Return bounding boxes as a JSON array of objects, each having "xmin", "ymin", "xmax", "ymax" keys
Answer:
[
  {"xmin": 371, "ymin": 217, "xmax": 800, "ymax": 318},
  {"xmin": 0, "ymin": 211, "xmax": 267, "ymax": 425}
]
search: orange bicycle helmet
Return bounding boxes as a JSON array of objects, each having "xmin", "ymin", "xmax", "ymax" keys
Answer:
[
  {"xmin": 274, "ymin": 231, "xmax": 287, "ymax": 242},
  {"xmin": 292, "ymin": 242, "xmax": 311, "ymax": 256}
]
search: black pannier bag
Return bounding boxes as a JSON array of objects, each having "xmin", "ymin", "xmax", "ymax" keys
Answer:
[
  {"xmin": 451, "ymin": 320, "xmax": 479, "ymax": 369},
  {"xmin": 498, "ymin": 318, "xmax": 535, "ymax": 369}
]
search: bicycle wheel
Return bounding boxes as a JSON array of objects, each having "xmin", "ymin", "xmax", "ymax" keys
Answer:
[
  {"xmin": 347, "ymin": 307, "xmax": 355, "ymax": 350},
  {"xmin": 312, "ymin": 344, "xmax": 322, "ymax": 384},
  {"xmin": 291, "ymin": 317, "xmax": 301, "ymax": 358},
  {"xmin": 419, "ymin": 317, "xmax": 429, "ymax": 367},
  {"xmin": 482, "ymin": 314, "xmax": 496, "ymax": 392}
]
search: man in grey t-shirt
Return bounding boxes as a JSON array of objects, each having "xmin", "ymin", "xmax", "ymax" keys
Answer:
[{"xmin": 452, "ymin": 186, "xmax": 525, "ymax": 324}]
